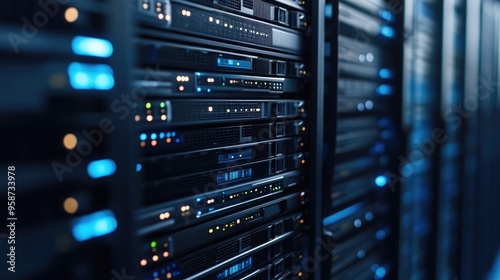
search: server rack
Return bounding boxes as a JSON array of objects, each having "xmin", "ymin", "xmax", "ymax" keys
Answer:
[
  {"xmin": 436, "ymin": 0, "xmax": 465, "ymax": 278},
  {"xmin": 400, "ymin": 0, "xmax": 442, "ymax": 278},
  {"xmin": 0, "ymin": 0, "xmax": 137, "ymax": 279},
  {"xmin": 461, "ymin": 0, "xmax": 500, "ymax": 279},
  {"xmin": 131, "ymin": 1, "xmax": 319, "ymax": 279},
  {"xmin": 322, "ymin": 1, "xmax": 403, "ymax": 279}
]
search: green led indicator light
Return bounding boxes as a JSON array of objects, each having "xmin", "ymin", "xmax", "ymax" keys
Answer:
[
  {"xmin": 160, "ymin": 102, "xmax": 165, "ymax": 108},
  {"xmin": 222, "ymin": 82, "xmax": 225, "ymax": 86},
  {"xmin": 146, "ymin": 102, "xmax": 152, "ymax": 109},
  {"xmin": 150, "ymin": 241, "xmax": 157, "ymax": 248}
]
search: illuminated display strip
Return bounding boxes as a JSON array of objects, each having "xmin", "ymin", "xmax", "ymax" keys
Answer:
[
  {"xmin": 71, "ymin": 210, "xmax": 117, "ymax": 242},
  {"xmin": 322, "ymin": 202, "xmax": 365, "ymax": 226},
  {"xmin": 68, "ymin": 62, "xmax": 115, "ymax": 90},
  {"xmin": 217, "ymin": 257, "xmax": 253, "ymax": 280},
  {"xmin": 71, "ymin": 36, "xmax": 113, "ymax": 58},
  {"xmin": 217, "ymin": 168, "xmax": 253, "ymax": 184},
  {"xmin": 217, "ymin": 58, "xmax": 252, "ymax": 70}
]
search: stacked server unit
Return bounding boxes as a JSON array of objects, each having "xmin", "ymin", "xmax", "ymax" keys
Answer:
[
  {"xmin": 400, "ymin": 0, "xmax": 442, "ymax": 279},
  {"xmin": 132, "ymin": 1, "xmax": 311, "ymax": 279},
  {"xmin": 436, "ymin": 0, "xmax": 465, "ymax": 278},
  {"xmin": 0, "ymin": 0, "xmax": 135, "ymax": 279},
  {"xmin": 323, "ymin": 1, "xmax": 401, "ymax": 279}
]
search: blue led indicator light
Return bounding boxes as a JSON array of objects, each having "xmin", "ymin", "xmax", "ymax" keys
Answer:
[
  {"xmin": 325, "ymin": 4, "xmax": 333, "ymax": 18},
  {"xmin": 68, "ymin": 62, "xmax": 114, "ymax": 90},
  {"xmin": 159, "ymin": 132, "xmax": 165, "ymax": 139},
  {"xmin": 171, "ymin": 132, "xmax": 176, "ymax": 137},
  {"xmin": 197, "ymin": 211, "xmax": 202, "ymax": 215},
  {"xmin": 72, "ymin": 36, "xmax": 113, "ymax": 58},
  {"xmin": 166, "ymin": 132, "xmax": 171, "ymax": 138},
  {"xmin": 207, "ymin": 89, "xmax": 211, "ymax": 93},
  {"xmin": 196, "ymin": 198, "xmax": 202, "ymax": 202},
  {"xmin": 354, "ymin": 219, "xmax": 362, "ymax": 228},
  {"xmin": 375, "ymin": 175, "xmax": 388, "ymax": 187},
  {"xmin": 197, "ymin": 87, "xmax": 202, "ymax": 92},
  {"xmin": 87, "ymin": 159, "xmax": 116, "ymax": 179},
  {"xmin": 380, "ymin": 26, "xmax": 395, "ymax": 38},
  {"xmin": 379, "ymin": 10, "xmax": 393, "ymax": 21},
  {"xmin": 375, "ymin": 267, "xmax": 387, "ymax": 278},
  {"xmin": 136, "ymin": 163, "xmax": 142, "ymax": 172},
  {"xmin": 153, "ymin": 272, "xmax": 159, "ymax": 278},
  {"xmin": 377, "ymin": 85, "xmax": 393, "ymax": 95},
  {"xmin": 71, "ymin": 210, "xmax": 117, "ymax": 242},
  {"xmin": 175, "ymin": 138, "xmax": 180, "ymax": 143},
  {"xmin": 379, "ymin": 68, "xmax": 393, "ymax": 79},
  {"xmin": 376, "ymin": 229, "xmax": 388, "ymax": 240},
  {"xmin": 151, "ymin": 133, "xmax": 157, "ymax": 140},
  {"xmin": 140, "ymin": 133, "xmax": 147, "ymax": 141}
]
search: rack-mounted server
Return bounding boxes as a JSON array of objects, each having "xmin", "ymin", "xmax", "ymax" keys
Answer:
[
  {"xmin": 132, "ymin": 0, "xmax": 311, "ymax": 279},
  {"xmin": 323, "ymin": 0, "xmax": 402, "ymax": 279}
]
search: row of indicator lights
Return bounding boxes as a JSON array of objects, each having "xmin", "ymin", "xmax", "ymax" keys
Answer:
[
  {"xmin": 357, "ymin": 100, "xmax": 374, "ymax": 111},
  {"xmin": 145, "ymin": 101, "xmax": 167, "ymax": 110},
  {"xmin": 222, "ymin": 108, "xmax": 261, "ymax": 113},
  {"xmin": 151, "ymin": 270, "xmax": 179, "ymax": 280},
  {"xmin": 62, "ymin": 134, "xmax": 117, "ymax": 179},
  {"xmin": 176, "ymin": 76, "xmax": 189, "ymax": 82},
  {"xmin": 359, "ymin": 52, "xmax": 375, "ymax": 63},
  {"xmin": 207, "ymin": 17, "xmax": 269, "ymax": 37},
  {"xmin": 140, "ymin": 132, "xmax": 177, "ymax": 141},
  {"xmin": 159, "ymin": 212, "xmax": 171, "ymax": 220},
  {"xmin": 196, "ymin": 184, "xmax": 277, "ymax": 206},
  {"xmin": 353, "ymin": 211, "xmax": 374, "ymax": 229},
  {"xmin": 224, "ymin": 184, "xmax": 275, "ymax": 200},
  {"xmin": 158, "ymin": 13, "xmax": 171, "ymax": 21},
  {"xmin": 140, "ymin": 138, "xmax": 180, "ymax": 147},
  {"xmin": 208, "ymin": 218, "xmax": 242, "ymax": 234},
  {"xmin": 196, "ymin": 197, "xmax": 216, "ymax": 204},
  {"xmin": 243, "ymin": 81, "xmax": 282, "ymax": 87}
]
